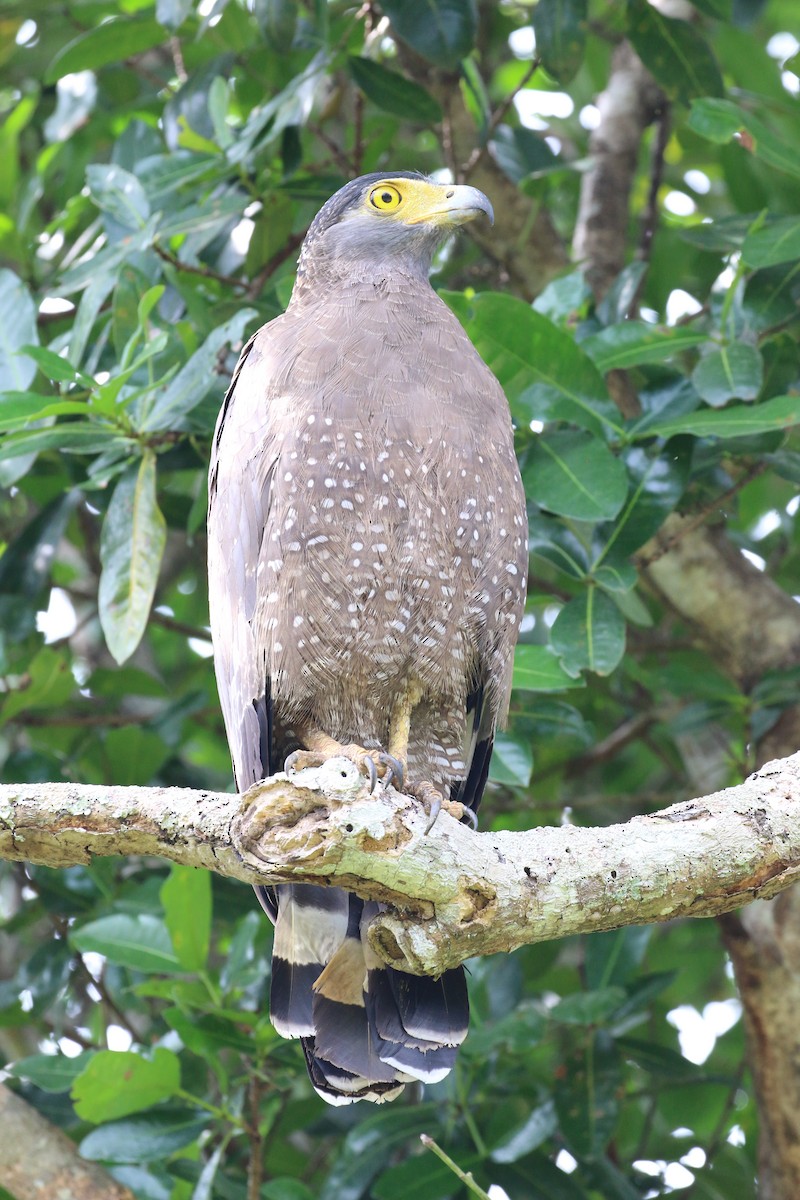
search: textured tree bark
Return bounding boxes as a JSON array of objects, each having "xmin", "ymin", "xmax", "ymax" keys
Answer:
[
  {"xmin": 0, "ymin": 1082, "xmax": 134, "ymax": 1200},
  {"xmin": 642, "ymin": 516, "xmax": 800, "ymax": 1199},
  {"xmin": 3, "ymin": 756, "xmax": 800, "ymax": 975},
  {"xmin": 572, "ymin": 36, "xmax": 800, "ymax": 1196}
]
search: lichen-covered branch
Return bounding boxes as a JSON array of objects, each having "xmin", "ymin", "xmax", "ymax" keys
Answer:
[
  {"xmin": 0, "ymin": 1082, "xmax": 134, "ymax": 1200},
  {"xmin": 3, "ymin": 754, "xmax": 800, "ymax": 976}
]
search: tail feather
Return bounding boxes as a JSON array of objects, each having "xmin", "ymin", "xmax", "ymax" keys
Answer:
[
  {"xmin": 269, "ymin": 884, "xmax": 348, "ymax": 1038},
  {"xmin": 267, "ymin": 884, "xmax": 469, "ymax": 1103}
]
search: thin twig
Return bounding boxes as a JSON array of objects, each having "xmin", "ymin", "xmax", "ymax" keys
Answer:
[
  {"xmin": 636, "ymin": 462, "xmax": 769, "ymax": 568},
  {"xmin": 244, "ymin": 230, "xmax": 306, "ymax": 301},
  {"xmin": 461, "ymin": 57, "xmax": 541, "ymax": 177},
  {"xmin": 154, "ymin": 244, "xmax": 250, "ymax": 291},
  {"xmin": 420, "ymin": 1135, "xmax": 491, "ymax": 1200},
  {"xmin": 246, "ymin": 1075, "xmax": 264, "ymax": 1200}
]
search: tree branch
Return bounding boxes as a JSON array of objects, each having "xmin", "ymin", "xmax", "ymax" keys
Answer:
[
  {"xmin": 0, "ymin": 1082, "xmax": 134, "ymax": 1200},
  {"xmin": 3, "ymin": 755, "xmax": 800, "ymax": 976}
]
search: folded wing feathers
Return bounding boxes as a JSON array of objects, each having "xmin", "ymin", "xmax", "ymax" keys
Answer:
[{"xmin": 268, "ymin": 885, "xmax": 469, "ymax": 1101}]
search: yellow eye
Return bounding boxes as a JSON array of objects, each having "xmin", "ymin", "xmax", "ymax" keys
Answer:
[{"xmin": 369, "ymin": 184, "xmax": 402, "ymax": 212}]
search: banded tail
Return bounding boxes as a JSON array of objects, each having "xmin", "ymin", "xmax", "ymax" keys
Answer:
[{"xmin": 256, "ymin": 882, "xmax": 468, "ymax": 1104}]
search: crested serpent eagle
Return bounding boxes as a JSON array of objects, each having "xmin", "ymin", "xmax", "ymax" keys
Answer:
[{"xmin": 208, "ymin": 172, "xmax": 527, "ymax": 1103}]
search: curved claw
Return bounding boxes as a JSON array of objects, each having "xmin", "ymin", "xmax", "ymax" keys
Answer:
[
  {"xmin": 460, "ymin": 805, "xmax": 479, "ymax": 831},
  {"xmin": 376, "ymin": 753, "xmax": 405, "ymax": 792},
  {"xmin": 424, "ymin": 793, "xmax": 442, "ymax": 834},
  {"xmin": 360, "ymin": 754, "xmax": 378, "ymax": 793},
  {"xmin": 284, "ymin": 749, "xmax": 323, "ymax": 775}
]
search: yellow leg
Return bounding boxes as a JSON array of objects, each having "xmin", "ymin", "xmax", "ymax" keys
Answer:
[{"xmin": 387, "ymin": 679, "xmax": 423, "ymax": 765}]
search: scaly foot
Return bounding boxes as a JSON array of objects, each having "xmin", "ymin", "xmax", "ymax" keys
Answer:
[
  {"xmin": 409, "ymin": 782, "xmax": 479, "ymax": 833},
  {"xmin": 285, "ymin": 743, "xmax": 405, "ymax": 794}
]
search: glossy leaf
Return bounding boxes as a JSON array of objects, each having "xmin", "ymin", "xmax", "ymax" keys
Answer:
[
  {"xmin": 554, "ymin": 1032, "xmax": 621, "ymax": 1157},
  {"xmin": 691, "ymin": 344, "xmax": 763, "ymax": 406},
  {"xmin": 582, "ymin": 321, "xmax": 706, "ymax": 371},
  {"xmin": 524, "ymin": 431, "xmax": 629, "ymax": 522},
  {"xmin": 551, "ymin": 590, "xmax": 626, "ymax": 676},
  {"xmin": 71, "ymin": 914, "xmax": 181, "ymax": 973},
  {"xmin": 79, "ymin": 1108, "xmax": 209, "ymax": 1163},
  {"xmin": 160, "ymin": 864, "xmax": 212, "ymax": 973},
  {"xmin": 447, "ymin": 291, "xmax": 623, "ymax": 437},
  {"xmin": 627, "ymin": 0, "xmax": 723, "ymax": 103},
  {"xmin": 489, "ymin": 731, "xmax": 534, "ymax": 787},
  {"xmin": 512, "ymin": 644, "xmax": 580, "ymax": 692},
  {"xmin": 98, "ymin": 454, "xmax": 166, "ymax": 665},
  {"xmin": 72, "ymin": 1049, "xmax": 181, "ymax": 1121},
  {"xmin": 532, "ymin": 0, "xmax": 587, "ymax": 83},
  {"xmin": 348, "ymin": 58, "xmax": 442, "ymax": 123},
  {"xmin": 688, "ymin": 98, "xmax": 800, "ymax": 180},
  {"xmin": 87, "ymin": 164, "xmax": 151, "ymax": 230},
  {"xmin": 139, "ymin": 310, "xmax": 255, "ymax": 432},
  {"xmin": 644, "ymin": 394, "xmax": 799, "ymax": 439},
  {"xmin": 596, "ymin": 444, "xmax": 690, "ymax": 560},
  {"xmin": 742, "ymin": 216, "xmax": 800, "ymax": 268},
  {"xmin": 46, "ymin": 17, "xmax": 167, "ymax": 83},
  {"xmin": 9, "ymin": 1051, "xmax": 94, "ymax": 1093},
  {"xmin": 380, "ymin": 0, "xmax": 477, "ymax": 68}
]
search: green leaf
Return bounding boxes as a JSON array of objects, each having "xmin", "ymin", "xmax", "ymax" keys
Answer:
[
  {"xmin": 139, "ymin": 310, "xmax": 256, "ymax": 432},
  {"xmin": 551, "ymin": 590, "xmax": 626, "ymax": 676},
  {"xmin": 489, "ymin": 731, "xmax": 533, "ymax": 787},
  {"xmin": 17, "ymin": 344, "xmax": 94, "ymax": 388},
  {"xmin": 156, "ymin": 0, "xmax": 194, "ymax": 31},
  {"xmin": 160, "ymin": 865, "xmax": 212, "ymax": 973},
  {"xmin": 490, "ymin": 1101, "xmax": 558, "ymax": 1163},
  {"xmin": 79, "ymin": 1108, "xmax": 209, "ymax": 1164},
  {"xmin": 644, "ymin": 394, "xmax": 800, "ymax": 439},
  {"xmin": 320, "ymin": 1105, "xmax": 437, "ymax": 1200},
  {"xmin": 691, "ymin": 344, "xmax": 763, "ymax": 406},
  {"xmin": 742, "ymin": 216, "xmax": 800, "ymax": 268},
  {"xmin": 71, "ymin": 913, "xmax": 181, "ymax": 973},
  {"xmin": 46, "ymin": 17, "xmax": 167, "ymax": 83},
  {"xmin": 347, "ymin": 58, "xmax": 442, "ymax": 123},
  {"xmin": 627, "ymin": 0, "xmax": 723, "ymax": 104},
  {"xmin": 524, "ymin": 431, "xmax": 629, "ymax": 522},
  {"xmin": 0, "ymin": 271, "xmax": 37, "ymax": 388},
  {"xmin": 617, "ymin": 1036, "xmax": 698, "ymax": 1079},
  {"xmin": 87, "ymin": 164, "xmax": 150, "ymax": 231},
  {"xmin": 596, "ymin": 445, "xmax": 689, "ymax": 560},
  {"xmin": 512, "ymin": 644, "xmax": 579, "ymax": 692},
  {"xmin": 0, "ymin": 269, "xmax": 39, "ymax": 483},
  {"xmin": 554, "ymin": 1031, "xmax": 621, "ymax": 1157},
  {"xmin": 585, "ymin": 927, "xmax": 652, "ymax": 989},
  {"xmin": 98, "ymin": 454, "xmax": 166, "ymax": 665},
  {"xmin": 373, "ymin": 1152, "xmax": 483, "ymax": 1200},
  {"xmin": 256, "ymin": 0, "xmax": 299, "ymax": 52},
  {"xmin": 9, "ymin": 1051, "xmax": 94, "ymax": 1093},
  {"xmin": 532, "ymin": 0, "xmax": 587, "ymax": 84},
  {"xmin": 380, "ymin": 0, "xmax": 477, "ymax": 68},
  {"xmin": 447, "ymin": 292, "xmax": 623, "ymax": 437},
  {"xmin": 489, "ymin": 125, "xmax": 559, "ymax": 185},
  {"xmin": 0, "ymin": 647, "xmax": 74, "ymax": 722},
  {"xmin": 688, "ymin": 98, "xmax": 800, "ymax": 181},
  {"xmin": 686, "ymin": 96, "xmax": 742, "ymax": 142},
  {"xmin": 581, "ymin": 321, "xmax": 706, "ymax": 371},
  {"xmin": 72, "ymin": 1049, "xmax": 181, "ymax": 1122}
]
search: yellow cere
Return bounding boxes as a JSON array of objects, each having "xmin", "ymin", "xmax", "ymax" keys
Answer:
[{"xmin": 365, "ymin": 177, "xmax": 463, "ymax": 226}]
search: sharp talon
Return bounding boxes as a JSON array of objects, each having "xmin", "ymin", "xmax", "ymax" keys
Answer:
[
  {"xmin": 424, "ymin": 794, "xmax": 442, "ymax": 834},
  {"xmin": 361, "ymin": 755, "xmax": 378, "ymax": 792},
  {"xmin": 285, "ymin": 749, "xmax": 321, "ymax": 774},
  {"xmin": 461, "ymin": 806, "xmax": 478, "ymax": 830},
  {"xmin": 377, "ymin": 753, "xmax": 404, "ymax": 791}
]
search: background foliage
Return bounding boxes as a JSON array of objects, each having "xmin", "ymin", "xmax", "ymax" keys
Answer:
[{"xmin": 1, "ymin": 0, "xmax": 799, "ymax": 1196}]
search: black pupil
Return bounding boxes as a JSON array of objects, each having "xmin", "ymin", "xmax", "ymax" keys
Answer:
[{"xmin": 381, "ymin": 192, "xmax": 393, "ymax": 204}]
